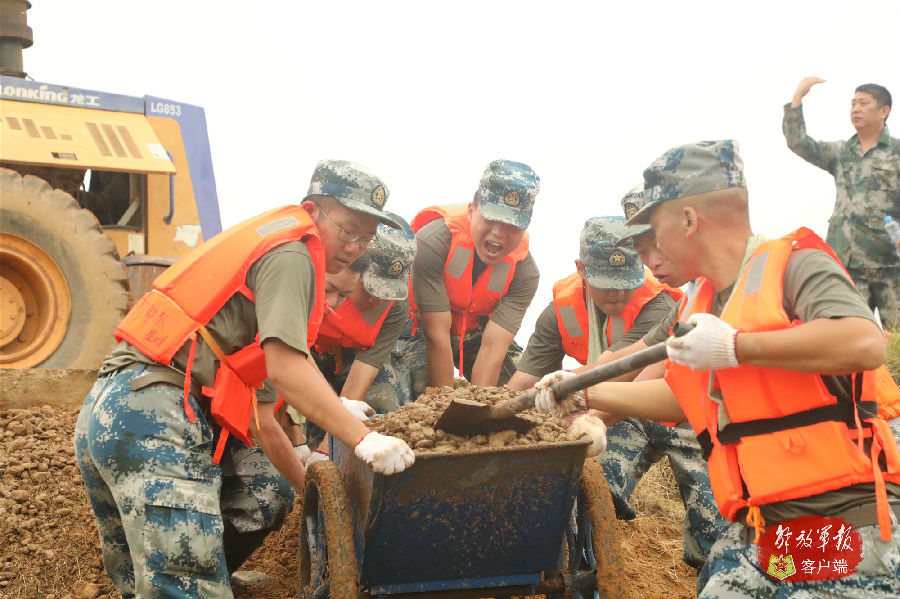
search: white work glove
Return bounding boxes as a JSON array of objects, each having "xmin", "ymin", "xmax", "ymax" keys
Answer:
[
  {"xmin": 567, "ymin": 414, "xmax": 608, "ymax": 457},
  {"xmin": 354, "ymin": 431, "xmax": 415, "ymax": 475},
  {"xmin": 341, "ymin": 397, "xmax": 375, "ymax": 421},
  {"xmin": 293, "ymin": 444, "xmax": 312, "ymax": 464},
  {"xmin": 305, "ymin": 449, "xmax": 330, "ymax": 467},
  {"xmin": 534, "ymin": 370, "xmax": 586, "ymax": 418},
  {"xmin": 666, "ymin": 313, "xmax": 739, "ymax": 371}
]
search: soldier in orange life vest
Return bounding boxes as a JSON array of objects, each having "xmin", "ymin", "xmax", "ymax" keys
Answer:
[
  {"xmin": 508, "ymin": 215, "xmax": 678, "ymax": 389},
  {"xmin": 535, "ymin": 140, "xmax": 900, "ymax": 598},
  {"xmin": 506, "ymin": 214, "xmax": 727, "ymax": 572},
  {"xmin": 302, "ymin": 218, "xmax": 416, "ymax": 450},
  {"xmin": 73, "ymin": 160, "xmax": 415, "ymax": 599},
  {"xmin": 407, "ymin": 159, "xmax": 541, "ymax": 391}
]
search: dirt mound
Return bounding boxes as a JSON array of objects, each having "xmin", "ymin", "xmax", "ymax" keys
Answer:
[
  {"xmin": 0, "ymin": 369, "xmax": 96, "ymax": 409},
  {"xmin": 0, "ymin": 405, "xmax": 113, "ymax": 599},
  {"xmin": 1, "ymin": 380, "xmax": 695, "ymax": 599},
  {"xmin": 366, "ymin": 385, "xmax": 571, "ymax": 450}
]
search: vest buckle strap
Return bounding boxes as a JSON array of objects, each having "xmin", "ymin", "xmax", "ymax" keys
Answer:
[{"xmin": 717, "ymin": 401, "xmax": 878, "ymax": 446}]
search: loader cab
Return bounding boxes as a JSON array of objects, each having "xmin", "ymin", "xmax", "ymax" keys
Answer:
[
  {"xmin": 77, "ymin": 169, "xmax": 148, "ymax": 254},
  {"xmin": 79, "ymin": 170, "xmax": 142, "ymax": 228}
]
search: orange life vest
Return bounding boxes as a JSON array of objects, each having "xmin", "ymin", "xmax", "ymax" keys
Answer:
[
  {"xmin": 314, "ymin": 292, "xmax": 394, "ymax": 364},
  {"xmin": 664, "ymin": 228, "xmax": 900, "ymax": 540},
  {"xmin": 411, "ymin": 204, "xmax": 530, "ymax": 334},
  {"xmin": 552, "ymin": 271, "xmax": 683, "ymax": 365},
  {"xmin": 115, "ymin": 205, "xmax": 326, "ymax": 462},
  {"xmin": 411, "ymin": 204, "xmax": 530, "ymax": 372}
]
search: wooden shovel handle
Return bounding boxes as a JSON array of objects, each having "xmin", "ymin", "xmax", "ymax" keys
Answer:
[{"xmin": 508, "ymin": 321, "xmax": 694, "ymax": 412}]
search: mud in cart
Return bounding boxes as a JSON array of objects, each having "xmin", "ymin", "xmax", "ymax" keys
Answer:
[{"xmin": 298, "ymin": 436, "xmax": 624, "ymax": 598}]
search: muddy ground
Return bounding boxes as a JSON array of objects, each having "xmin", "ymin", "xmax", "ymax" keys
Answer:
[{"xmin": 0, "ymin": 370, "xmax": 695, "ymax": 598}]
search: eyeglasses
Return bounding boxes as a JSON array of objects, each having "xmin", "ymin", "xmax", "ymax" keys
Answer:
[{"xmin": 317, "ymin": 206, "xmax": 379, "ymax": 248}]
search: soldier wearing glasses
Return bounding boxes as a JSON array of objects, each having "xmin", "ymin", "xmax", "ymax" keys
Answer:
[{"xmin": 74, "ymin": 160, "xmax": 416, "ymax": 598}]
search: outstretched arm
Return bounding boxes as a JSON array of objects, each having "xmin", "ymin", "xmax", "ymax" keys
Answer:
[
  {"xmin": 782, "ymin": 77, "xmax": 842, "ymax": 172},
  {"xmin": 586, "ymin": 378, "xmax": 686, "ymax": 423},
  {"xmin": 791, "ymin": 76, "xmax": 826, "ymax": 107}
]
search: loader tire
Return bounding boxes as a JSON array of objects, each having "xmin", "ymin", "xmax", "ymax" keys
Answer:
[{"xmin": 0, "ymin": 168, "xmax": 129, "ymax": 368}]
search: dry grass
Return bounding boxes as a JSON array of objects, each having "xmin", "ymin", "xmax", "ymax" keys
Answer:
[
  {"xmin": 887, "ymin": 327, "xmax": 899, "ymax": 383},
  {"xmin": 616, "ymin": 460, "xmax": 697, "ymax": 599}
]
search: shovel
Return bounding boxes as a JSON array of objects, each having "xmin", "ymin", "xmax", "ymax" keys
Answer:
[{"xmin": 434, "ymin": 321, "xmax": 693, "ymax": 436}]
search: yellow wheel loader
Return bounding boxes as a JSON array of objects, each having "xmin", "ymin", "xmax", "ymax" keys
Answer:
[{"xmin": 0, "ymin": 1, "xmax": 222, "ymax": 368}]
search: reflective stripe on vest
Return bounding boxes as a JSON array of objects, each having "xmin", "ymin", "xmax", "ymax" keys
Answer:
[{"xmin": 552, "ymin": 273, "xmax": 589, "ymax": 365}]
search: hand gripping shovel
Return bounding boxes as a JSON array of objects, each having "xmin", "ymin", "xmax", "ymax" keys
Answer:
[{"xmin": 434, "ymin": 322, "xmax": 693, "ymax": 436}]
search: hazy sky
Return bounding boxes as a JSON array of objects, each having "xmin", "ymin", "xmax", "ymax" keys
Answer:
[{"xmin": 19, "ymin": 0, "xmax": 900, "ymax": 346}]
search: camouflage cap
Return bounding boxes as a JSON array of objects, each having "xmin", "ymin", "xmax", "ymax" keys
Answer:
[
  {"xmin": 306, "ymin": 159, "xmax": 401, "ymax": 228},
  {"xmin": 361, "ymin": 212, "xmax": 416, "ymax": 301},
  {"xmin": 580, "ymin": 216, "xmax": 644, "ymax": 290},
  {"xmin": 628, "ymin": 140, "xmax": 746, "ymax": 225},
  {"xmin": 616, "ymin": 183, "xmax": 654, "ymax": 246},
  {"xmin": 476, "ymin": 159, "xmax": 540, "ymax": 230}
]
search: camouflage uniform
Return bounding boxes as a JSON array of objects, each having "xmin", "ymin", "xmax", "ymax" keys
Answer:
[
  {"xmin": 73, "ymin": 159, "xmax": 400, "ymax": 598},
  {"xmin": 698, "ymin": 521, "xmax": 900, "ymax": 598},
  {"xmin": 783, "ymin": 105, "xmax": 900, "ymax": 327},
  {"xmin": 375, "ymin": 159, "xmax": 539, "ymax": 406},
  {"xmin": 578, "ymin": 215, "xmax": 727, "ymax": 570},
  {"xmin": 74, "ymin": 367, "xmax": 293, "ymax": 598},
  {"xmin": 601, "ymin": 419, "xmax": 727, "ymax": 570},
  {"xmin": 366, "ymin": 322, "xmax": 428, "ymax": 412},
  {"xmin": 631, "ymin": 139, "xmax": 900, "ymax": 598},
  {"xmin": 308, "ymin": 218, "xmax": 416, "ymax": 428}
]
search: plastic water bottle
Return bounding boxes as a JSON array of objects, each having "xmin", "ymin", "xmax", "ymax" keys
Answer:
[{"xmin": 886, "ymin": 216, "xmax": 900, "ymax": 251}]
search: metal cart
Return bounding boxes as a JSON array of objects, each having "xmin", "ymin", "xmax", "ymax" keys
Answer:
[{"xmin": 298, "ymin": 436, "xmax": 624, "ymax": 598}]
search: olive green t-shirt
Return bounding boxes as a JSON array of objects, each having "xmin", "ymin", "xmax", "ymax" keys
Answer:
[
  {"xmin": 100, "ymin": 240, "xmax": 318, "ymax": 402},
  {"xmin": 703, "ymin": 248, "xmax": 896, "ymax": 523},
  {"xmin": 354, "ymin": 298, "xmax": 410, "ymax": 368},
  {"xmin": 412, "ymin": 219, "xmax": 539, "ymax": 334},
  {"xmin": 642, "ymin": 298, "xmax": 683, "ymax": 346},
  {"xmin": 517, "ymin": 291, "xmax": 675, "ymax": 377}
]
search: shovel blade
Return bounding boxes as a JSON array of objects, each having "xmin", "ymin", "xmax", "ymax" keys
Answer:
[{"xmin": 435, "ymin": 398, "xmax": 536, "ymax": 437}]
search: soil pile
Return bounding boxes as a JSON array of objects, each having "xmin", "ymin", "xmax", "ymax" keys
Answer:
[
  {"xmin": 366, "ymin": 385, "xmax": 571, "ymax": 451},
  {"xmin": 1, "ymin": 391, "xmax": 695, "ymax": 599},
  {"xmin": 0, "ymin": 406, "xmax": 114, "ymax": 599}
]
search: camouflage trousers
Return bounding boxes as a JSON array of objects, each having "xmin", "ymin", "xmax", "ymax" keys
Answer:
[
  {"xmin": 73, "ymin": 366, "xmax": 295, "ymax": 599},
  {"xmin": 849, "ymin": 265, "xmax": 900, "ymax": 328},
  {"xmin": 367, "ymin": 329, "xmax": 428, "ymax": 413},
  {"xmin": 697, "ymin": 520, "xmax": 900, "ymax": 598},
  {"xmin": 598, "ymin": 418, "xmax": 728, "ymax": 570},
  {"xmin": 367, "ymin": 326, "xmax": 522, "ymax": 413}
]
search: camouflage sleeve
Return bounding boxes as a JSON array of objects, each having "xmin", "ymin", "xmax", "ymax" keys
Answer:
[
  {"xmin": 515, "ymin": 301, "xmax": 566, "ymax": 376},
  {"xmin": 490, "ymin": 252, "xmax": 540, "ymax": 333},
  {"xmin": 355, "ymin": 299, "xmax": 410, "ymax": 368},
  {"xmin": 411, "ymin": 220, "xmax": 452, "ymax": 313},
  {"xmin": 640, "ymin": 298, "xmax": 681, "ymax": 346},
  {"xmin": 610, "ymin": 292, "xmax": 677, "ymax": 351},
  {"xmin": 782, "ymin": 103, "xmax": 844, "ymax": 175}
]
